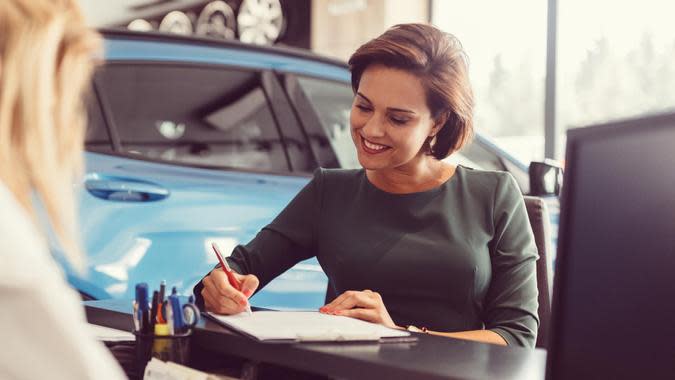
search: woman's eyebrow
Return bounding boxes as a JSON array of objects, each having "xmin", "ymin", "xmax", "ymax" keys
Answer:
[
  {"xmin": 356, "ymin": 92, "xmax": 372, "ymax": 104},
  {"xmin": 356, "ymin": 92, "xmax": 417, "ymax": 115},
  {"xmin": 387, "ymin": 107, "xmax": 416, "ymax": 115}
]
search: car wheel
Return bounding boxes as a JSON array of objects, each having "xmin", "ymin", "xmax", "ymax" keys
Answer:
[{"xmin": 237, "ymin": 0, "xmax": 285, "ymax": 45}]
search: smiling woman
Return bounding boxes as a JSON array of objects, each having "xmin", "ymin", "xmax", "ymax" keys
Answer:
[
  {"xmin": 346, "ymin": 24, "xmax": 474, "ymax": 194},
  {"xmin": 195, "ymin": 23, "xmax": 540, "ymax": 348},
  {"xmin": 350, "ymin": 65, "xmax": 435, "ymax": 168}
]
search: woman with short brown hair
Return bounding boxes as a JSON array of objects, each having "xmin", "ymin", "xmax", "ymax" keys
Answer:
[
  {"xmin": 349, "ymin": 22, "xmax": 474, "ymax": 160},
  {"xmin": 196, "ymin": 23, "xmax": 539, "ymax": 348}
]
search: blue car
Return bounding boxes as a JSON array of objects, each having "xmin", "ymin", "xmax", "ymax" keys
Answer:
[{"xmin": 61, "ymin": 29, "xmax": 558, "ymax": 309}]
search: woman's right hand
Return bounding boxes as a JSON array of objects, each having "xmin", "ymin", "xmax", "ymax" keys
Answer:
[{"xmin": 201, "ymin": 269, "xmax": 259, "ymax": 314}]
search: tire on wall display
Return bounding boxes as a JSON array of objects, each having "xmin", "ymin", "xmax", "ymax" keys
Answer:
[
  {"xmin": 196, "ymin": 1, "xmax": 237, "ymax": 40},
  {"xmin": 127, "ymin": 19, "xmax": 154, "ymax": 31},
  {"xmin": 237, "ymin": 0, "xmax": 285, "ymax": 45},
  {"xmin": 159, "ymin": 10, "xmax": 193, "ymax": 35}
]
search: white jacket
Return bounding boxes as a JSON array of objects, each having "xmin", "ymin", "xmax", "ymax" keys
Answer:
[{"xmin": 0, "ymin": 182, "xmax": 126, "ymax": 380}]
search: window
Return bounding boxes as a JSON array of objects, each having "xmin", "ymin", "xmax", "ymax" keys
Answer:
[
  {"xmin": 433, "ymin": 0, "xmax": 547, "ymax": 164},
  {"xmin": 95, "ymin": 64, "xmax": 288, "ymax": 172},
  {"xmin": 294, "ymin": 76, "xmax": 361, "ymax": 169},
  {"xmin": 84, "ymin": 90, "xmax": 113, "ymax": 152},
  {"xmin": 557, "ymin": 0, "xmax": 675, "ymax": 158}
]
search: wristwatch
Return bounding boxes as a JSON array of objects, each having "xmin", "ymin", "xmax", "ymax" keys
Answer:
[{"xmin": 405, "ymin": 325, "xmax": 428, "ymax": 333}]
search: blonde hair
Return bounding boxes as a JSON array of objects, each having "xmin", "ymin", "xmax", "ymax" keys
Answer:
[{"xmin": 0, "ymin": 0, "xmax": 100, "ymax": 272}]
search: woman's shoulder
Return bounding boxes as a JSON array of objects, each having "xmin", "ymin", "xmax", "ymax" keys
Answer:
[
  {"xmin": 307, "ymin": 168, "xmax": 366, "ymax": 205},
  {"xmin": 312, "ymin": 168, "xmax": 364, "ymax": 186},
  {"xmin": 455, "ymin": 165, "xmax": 518, "ymax": 191},
  {"xmin": 454, "ymin": 166, "xmax": 524, "ymax": 213}
]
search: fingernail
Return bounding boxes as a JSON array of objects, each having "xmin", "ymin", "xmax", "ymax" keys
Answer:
[
  {"xmin": 333, "ymin": 310, "xmax": 342, "ymax": 315},
  {"xmin": 319, "ymin": 307, "xmax": 327, "ymax": 312},
  {"xmin": 243, "ymin": 289, "xmax": 253, "ymax": 297}
]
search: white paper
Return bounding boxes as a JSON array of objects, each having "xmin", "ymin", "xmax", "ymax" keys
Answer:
[
  {"xmin": 143, "ymin": 358, "xmax": 236, "ymax": 380},
  {"xmin": 207, "ymin": 311, "xmax": 410, "ymax": 342},
  {"xmin": 88, "ymin": 323, "xmax": 135, "ymax": 342}
]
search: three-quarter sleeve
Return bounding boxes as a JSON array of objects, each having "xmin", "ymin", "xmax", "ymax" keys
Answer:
[
  {"xmin": 483, "ymin": 173, "xmax": 540, "ymax": 347},
  {"xmin": 193, "ymin": 169, "xmax": 324, "ymax": 307}
]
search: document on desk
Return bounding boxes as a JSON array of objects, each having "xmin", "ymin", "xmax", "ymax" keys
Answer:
[
  {"xmin": 88, "ymin": 323, "xmax": 135, "ymax": 342},
  {"xmin": 206, "ymin": 311, "xmax": 413, "ymax": 343}
]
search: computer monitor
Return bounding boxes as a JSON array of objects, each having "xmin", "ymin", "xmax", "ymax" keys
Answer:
[{"xmin": 547, "ymin": 112, "xmax": 675, "ymax": 379}]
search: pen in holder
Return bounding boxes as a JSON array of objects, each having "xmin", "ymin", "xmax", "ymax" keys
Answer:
[
  {"xmin": 133, "ymin": 283, "xmax": 200, "ymax": 378},
  {"xmin": 133, "ymin": 327, "xmax": 192, "ymax": 378}
]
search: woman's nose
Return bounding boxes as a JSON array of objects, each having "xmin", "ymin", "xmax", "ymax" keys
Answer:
[{"xmin": 361, "ymin": 113, "xmax": 386, "ymax": 137}]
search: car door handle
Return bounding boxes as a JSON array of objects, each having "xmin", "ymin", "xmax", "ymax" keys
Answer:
[{"xmin": 85, "ymin": 177, "xmax": 169, "ymax": 202}]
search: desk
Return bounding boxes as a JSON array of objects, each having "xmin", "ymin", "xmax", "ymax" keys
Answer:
[{"xmin": 85, "ymin": 300, "xmax": 547, "ymax": 380}]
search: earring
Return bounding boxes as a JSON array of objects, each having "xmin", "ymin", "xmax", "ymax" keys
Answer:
[{"xmin": 425, "ymin": 135, "xmax": 435, "ymax": 153}]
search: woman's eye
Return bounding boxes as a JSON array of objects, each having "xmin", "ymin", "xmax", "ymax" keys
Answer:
[
  {"xmin": 356, "ymin": 104, "xmax": 371, "ymax": 112},
  {"xmin": 390, "ymin": 117, "xmax": 408, "ymax": 125}
]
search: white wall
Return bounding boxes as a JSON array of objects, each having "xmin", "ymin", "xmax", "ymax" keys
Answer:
[{"xmin": 311, "ymin": 0, "xmax": 428, "ymax": 61}]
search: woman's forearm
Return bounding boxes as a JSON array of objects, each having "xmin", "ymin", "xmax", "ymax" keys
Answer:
[{"xmin": 428, "ymin": 329, "xmax": 507, "ymax": 346}]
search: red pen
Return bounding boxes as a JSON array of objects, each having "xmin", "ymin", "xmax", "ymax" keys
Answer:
[{"xmin": 211, "ymin": 242, "xmax": 253, "ymax": 316}]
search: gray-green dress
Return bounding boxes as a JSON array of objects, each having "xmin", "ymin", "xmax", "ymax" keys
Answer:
[{"xmin": 194, "ymin": 166, "xmax": 539, "ymax": 347}]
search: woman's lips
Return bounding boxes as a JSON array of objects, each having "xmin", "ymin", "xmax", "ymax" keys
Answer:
[{"xmin": 361, "ymin": 135, "xmax": 391, "ymax": 154}]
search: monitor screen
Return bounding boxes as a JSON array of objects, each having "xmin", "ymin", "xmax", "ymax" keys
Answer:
[{"xmin": 547, "ymin": 113, "xmax": 675, "ymax": 379}]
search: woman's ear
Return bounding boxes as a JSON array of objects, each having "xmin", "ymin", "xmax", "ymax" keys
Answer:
[{"xmin": 430, "ymin": 112, "xmax": 448, "ymax": 137}]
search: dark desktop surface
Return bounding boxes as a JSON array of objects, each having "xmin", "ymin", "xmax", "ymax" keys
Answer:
[
  {"xmin": 85, "ymin": 300, "xmax": 546, "ymax": 380},
  {"xmin": 547, "ymin": 112, "xmax": 675, "ymax": 379}
]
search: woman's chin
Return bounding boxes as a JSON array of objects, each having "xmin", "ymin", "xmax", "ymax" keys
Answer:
[{"xmin": 357, "ymin": 155, "xmax": 388, "ymax": 171}]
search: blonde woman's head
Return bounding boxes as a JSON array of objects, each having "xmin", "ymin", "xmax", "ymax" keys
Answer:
[{"xmin": 0, "ymin": 0, "xmax": 100, "ymax": 272}]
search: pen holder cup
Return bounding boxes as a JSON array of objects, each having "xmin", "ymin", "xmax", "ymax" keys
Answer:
[{"xmin": 133, "ymin": 329, "xmax": 191, "ymax": 378}]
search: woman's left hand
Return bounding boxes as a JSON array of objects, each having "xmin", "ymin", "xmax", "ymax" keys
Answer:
[{"xmin": 319, "ymin": 290, "xmax": 398, "ymax": 329}]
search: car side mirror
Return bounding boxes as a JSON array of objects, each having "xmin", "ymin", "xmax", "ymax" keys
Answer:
[{"xmin": 529, "ymin": 160, "xmax": 563, "ymax": 196}]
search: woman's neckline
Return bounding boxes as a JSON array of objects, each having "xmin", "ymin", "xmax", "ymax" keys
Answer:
[{"xmin": 363, "ymin": 164, "xmax": 462, "ymax": 196}]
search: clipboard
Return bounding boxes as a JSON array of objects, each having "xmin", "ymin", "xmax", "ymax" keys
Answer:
[{"xmin": 204, "ymin": 311, "xmax": 418, "ymax": 344}]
